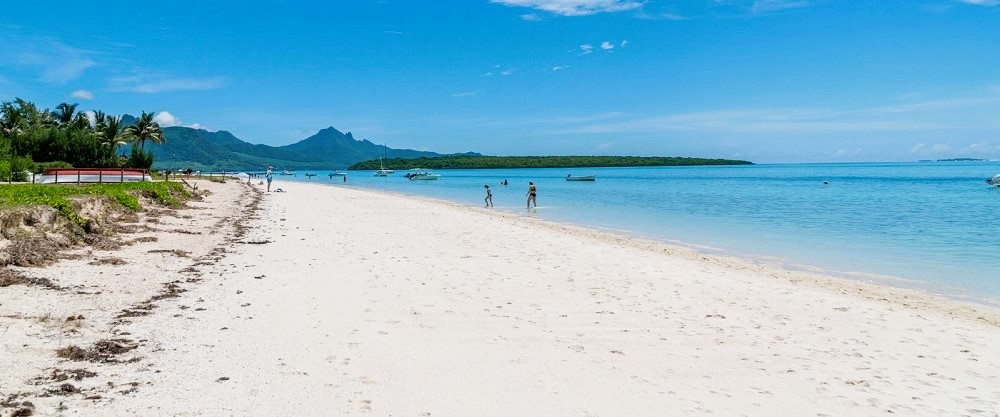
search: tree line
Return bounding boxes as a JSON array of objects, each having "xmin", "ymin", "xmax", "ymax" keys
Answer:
[
  {"xmin": 349, "ymin": 155, "xmax": 754, "ymax": 170},
  {"xmin": 0, "ymin": 98, "xmax": 166, "ymax": 181}
]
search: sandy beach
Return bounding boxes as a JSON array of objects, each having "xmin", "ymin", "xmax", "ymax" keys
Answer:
[{"xmin": 3, "ymin": 179, "xmax": 1000, "ymax": 416}]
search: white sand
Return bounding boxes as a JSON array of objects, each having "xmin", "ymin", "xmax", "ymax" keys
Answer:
[{"xmin": 3, "ymin": 180, "xmax": 1000, "ymax": 416}]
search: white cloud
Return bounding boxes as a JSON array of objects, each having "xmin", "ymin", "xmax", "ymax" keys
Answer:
[
  {"xmin": 70, "ymin": 89, "xmax": 94, "ymax": 100},
  {"xmin": 186, "ymin": 123, "xmax": 209, "ymax": 130},
  {"xmin": 110, "ymin": 75, "xmax": 226, "ymax": 93},
  {"xmin": 490, "ymin": 0, "xmax": 644, "ymax": 16},
  {"xmin": 958, "ymin": 0, "xmax": 999, "ymax": 5},
  {"xmin": 153, "ymin": 111, "xmax": 182, "ymax": 127},
  {"xmin": 600, "ymin": 41, "xmax": 615, "ymax": 50},
  {"xmin": 4, "ymin": 38, "xmax": 96, "ymax": 84},
  {"xmin": 751, "ymin": 0, "xmax": 809, "ymax": 13},
  {"xmin": 552, "ymin": 65, "xmax": 571, "ymax": 71},
  {"xmin": 500, "ymin": 68, "xmax": 516, "ymax": 76},
  {"xmin": 621, "ymin": 40, "xmax": 629, "ymax": 47},
  {"xmin": 910, "ymin": 143, "xmax": 953, "ymax": 154},
  {"xmin": 520, "ymin": 13, "xmax": 543, "ymax": 20},
  {"xmin": 960, "ymin": 140, "xmax": 1000, "ymax": 154},
  {"xmin": 832, "ymin": 148, "xmax": 863, "ymax": 157},
  {"xmin": 451, "ymin": 91, "xmax": 481, "ymax": 97},
  {"xmin": 579, "ymin": 44, "xmax": 594, "ymax": 55},
  {"xmin": 82, "ymin": 110, "xmax": 97, "ymax": 127}
]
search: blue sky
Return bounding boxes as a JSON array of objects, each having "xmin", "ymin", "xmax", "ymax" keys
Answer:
[{"xmin": 1, "ymin": 0, "xmax": 999, "ymax": 163}]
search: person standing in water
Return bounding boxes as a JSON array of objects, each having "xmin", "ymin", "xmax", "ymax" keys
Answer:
[
  {"xmin": 265, "ymin": 166, "xmax": 274, "ymax": 192},
  {"xmin": 526, "ymin": 181, "xmax": 537, "ymax": 208},
  {"xmin": 484, "ymin": 185, "xmax": 493, "ymax": 207}
]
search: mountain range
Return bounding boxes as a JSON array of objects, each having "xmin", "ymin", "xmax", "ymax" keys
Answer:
[{"xmin": 136, "ymin": 118, "xmax": 475, "ymax": 171}]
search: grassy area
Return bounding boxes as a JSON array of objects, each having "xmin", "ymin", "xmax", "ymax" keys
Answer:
[{"xmin": 0, "ymin": 182, "xmax": 189, "ymax": 227}]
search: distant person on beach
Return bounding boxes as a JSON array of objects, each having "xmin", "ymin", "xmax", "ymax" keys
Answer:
[
  {"xmin": 265, "ymin": 166, "xmax": 274, "ymax": 192},
  {"xmin": 526, "ymin": 181, "xmax": 537, "ymax": 208},
  {"xmin": 484, "ymin": 185, "xmax": 493, "ymax": 207}
]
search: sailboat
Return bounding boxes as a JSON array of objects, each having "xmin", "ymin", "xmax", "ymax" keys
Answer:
[{"xmin": 374, "ymin": 143, "xmax": 392, "ymax": 176}]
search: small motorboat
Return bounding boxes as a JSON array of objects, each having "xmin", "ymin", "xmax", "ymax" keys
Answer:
[
  {"xmin": 566, "ymin": 174, "xmax": 596, "ymax": 181},
  {"xmin": 280, "ymin": 170, "xmax": 295, "ymax": 176},
  {"xmin": 405, "ymin": 172, "xmax": 441, "ymax": 180},
  {"xmin": 987, "ymin": 174, "xmax": 1000, "ymax": 186}
]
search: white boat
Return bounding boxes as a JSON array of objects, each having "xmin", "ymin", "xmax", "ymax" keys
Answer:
[
  {"xmin": 374, "ymin": 144, "xmax": 393, "ymax": 176},
  {"xmin": 404, "ymin": 172, "xmax": 440, "ymax": 180},
  {"xmin": 987, "ymin": 174, "xmax": 1000, "ymax": 186},
  {"xmin": 280, "ymin": 170, "xmax": 295, "ymax": 176},
  {"xmin": 566, "ymin": 174, "xmax": 596, "ymax": 181}
]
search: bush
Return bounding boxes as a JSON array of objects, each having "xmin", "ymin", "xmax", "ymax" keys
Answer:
[
  {"xmin": 125, "ymin": 148, "xmax": 154, "ymax": 169},
  {"xmin": 0, "ymin": 156, "xmax": 35, "ymax": 182},
  {"xmin": 35, "ymin": 160, "xmax": 73, "ymax": 173}
]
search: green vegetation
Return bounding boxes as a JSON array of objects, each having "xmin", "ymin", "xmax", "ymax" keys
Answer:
[
  {"xmin": 0, "ymin": 99, "xmax": 166, "ymax": 179},
  {"xmin": 0, "ymin": 182, "xmax": 189, "ymax": 227},
  {"xmin": 349, "ymin": 155, "xmax": 753, "ymax": 170}
]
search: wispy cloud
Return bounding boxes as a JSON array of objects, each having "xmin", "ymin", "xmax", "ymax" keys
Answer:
[
  {"xmin": 490, "ymin": 0, "xmax": 644, "ymax": 16},
  {"xmin": 552, "ymin": 65, "xmax": 571, "ymax": 71},
  {"xmin": 600, "ymin": 41, "xmax": 615, "ymax": 50},
  {"xmin": 2, "ymin": 37, "xmax": 97, "ymax": 84},
  {"xmin": 533, "ymin": 90, "xmax": 1000, "ymax": 136},
  {"xmin": 520, "ymin": 13, "xmax": 543, "ymax": 20},
  {"xmin": 382, "ymin": 30, "xmax": 405, "ymax": 35},
  {"xmin": 579, "ymin": 44, "xmax": 594, "ymax": 55},
  {"xmin": 110, "ymin": 75, "xmax": 226, "ymax": 93},
  {"xmin": 451, "ymin": 91, "xmax": 481, "ymax": 97},
  {"xmin": 70, "ymin": 89, "xmax": 94, "ymax": 100},
  {"xmin": 751, "ymin": 0, "xmax": 810, "ymax": 13},
  {"xmin": 958, "ymin": 0, "xmax": 999, "ymax": 5},
  {"xmin": 832, "ymin": 148, "xmax": 863, "ymax": 157}
]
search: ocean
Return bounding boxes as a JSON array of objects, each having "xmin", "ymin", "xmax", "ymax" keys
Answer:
[{"xmin": 281, "ymin": 162, "xmax": 1000, "ymax": 304}]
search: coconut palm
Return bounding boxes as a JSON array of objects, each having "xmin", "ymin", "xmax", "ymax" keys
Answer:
[
  {"xmin": 54, "ymin": 102, "xmax": 78, "ymax": 126},
  {"xmin": 0, "ymin": 102, "xmax": 24, "ymax": 139},
  {"xmin": 96, "ymin": 113, "xmax": 127, "ymax": 149},
  {"xmin": 121, "ymin": 111, "xmax": 165, "ymax": 150}
]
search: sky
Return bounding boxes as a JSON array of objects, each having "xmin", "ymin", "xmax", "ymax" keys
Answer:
[{"xmin": 1, "ymin": 0, "xmax": 999, "ymax": 163}]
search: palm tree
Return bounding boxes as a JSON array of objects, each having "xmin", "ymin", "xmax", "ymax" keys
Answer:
[
  {"xmin": 96, "ymin": 113, "xmax": 126, "ymax": 149},
  {"xmin": 121, "ymin": 111, "xmax": 165, "ymax": 150},
  {"xmin": 0, "ymin": 102, "xmax": 24, "ymax": 139},
  {"xmin": 54, "ymin": 102, "xmax": 78, "ymax": 126}
]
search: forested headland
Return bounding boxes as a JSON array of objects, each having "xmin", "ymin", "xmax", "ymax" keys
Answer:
[{"xmin": 349, "ymin": 155, "xmax": 753, "ymax": 170}]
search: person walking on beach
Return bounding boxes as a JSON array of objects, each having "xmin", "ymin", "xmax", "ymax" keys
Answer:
[
  {"xmin": 526, "ymin": 181, "xmax": 537, "ymax": 208},
  {"xmin": 484, "ymin": 185, "xmax": 493, "ymax": 207},
  {"xmin": 265, "ymin": 166, "xmax": 274, "ymax": 192}
]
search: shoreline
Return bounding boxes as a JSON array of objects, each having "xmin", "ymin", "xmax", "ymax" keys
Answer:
[
  {"xmin": 311, "ymin": 178, "xmax": 1000, "ymax": 311},
  {"xmin": 3, "ymin": 179, "xmax": 999, "ymax": 415}
]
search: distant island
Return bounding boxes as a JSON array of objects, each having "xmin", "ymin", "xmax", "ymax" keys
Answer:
[
  {"xmin": 349, "ymin": 155, "xmax": 753, "ymax": 170},
  {"xmin": 935, "ymin": 158, "xmax": 986, "ymax": 162}
]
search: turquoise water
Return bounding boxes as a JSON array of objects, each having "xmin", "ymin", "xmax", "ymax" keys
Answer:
[{"xmin": 282, "ymin": 162, "xmax": 1000, "ymax": 303}]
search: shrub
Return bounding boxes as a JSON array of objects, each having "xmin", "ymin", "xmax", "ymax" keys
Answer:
[
  {"xmin": 35, "ymin": 161, "xmax": 74, "ymax": 173},
  {"xmin": 125, "ymin": 148, "xmax": 154, "ymax": 169},
  {"xmin": 0, "ymin": 156, "xmax": 35, "ymax": 182}
]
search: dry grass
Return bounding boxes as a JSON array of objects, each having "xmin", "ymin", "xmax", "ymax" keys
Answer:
[
  {"xmin": 146, "ymin": 249, "xmax": 191, "ymax": 258},
  {"xmin": 2, "ymin": 235, "xmax": 65, "ymax": 267},
  {"xmin": 87, "ymin": 257, "xmax": 127, "ymax": 266},
  {"xmin": 56, "ymin": 339, "xmax": 137, "ymax": 363},
  {"xmin": 0, "ymin": 268, "xmax": 58, "ymax": 289}
]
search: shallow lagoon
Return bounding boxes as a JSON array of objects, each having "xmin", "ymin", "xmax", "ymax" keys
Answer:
[{"xmin": 284, "ymin": 161, "xmax": 1000, "ymax": 303}]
